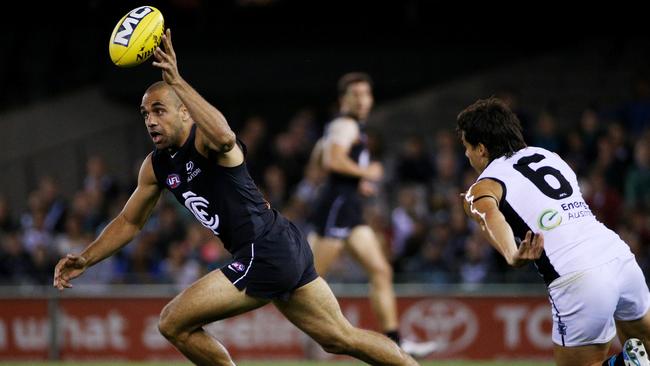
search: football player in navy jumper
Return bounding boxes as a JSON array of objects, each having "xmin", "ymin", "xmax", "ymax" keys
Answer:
[{"xmin": 54, "ymin": 29, "xmax": 417, "ymax": 366}]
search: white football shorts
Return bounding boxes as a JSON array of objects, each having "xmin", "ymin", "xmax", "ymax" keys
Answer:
[{"xmin": 547, "ymin": 255, "xmax": 650, "ymax": 347}]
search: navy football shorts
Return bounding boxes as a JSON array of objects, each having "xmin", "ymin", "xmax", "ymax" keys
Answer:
[{"xmin": 222, "ymin": 216, "xmax": 318, "ymax": 300}]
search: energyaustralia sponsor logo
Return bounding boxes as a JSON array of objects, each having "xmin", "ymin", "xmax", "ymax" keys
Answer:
[
  {"xmin": 537, "ymin": 209, "xmax": 562, "ymax": 231},
  {"xmin": 560, "ymin": 200, "xmax": 594, "ymax": 221}
]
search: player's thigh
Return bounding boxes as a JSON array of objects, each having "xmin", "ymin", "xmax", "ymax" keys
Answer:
[
  {"xmin": 160, "ymin": 269, "xmax": 269, "ymax": 331},
  {"xmin": 616, "ymin": 301, "xmax": 650, "ymax": 344},
  {"xmin": 614, "ymin": 257, "xmax": 650, "ymax": 343},
  {"xmin": 553, "ymin": 342, "xmax": 611, "ymax": 366},
  {"xmin": 273, "ymin": 277, "xmax": 352, "ymax": 343},
  {"xmin": 346, "ymin": 225, "xmax": 391, "ymax": 276},
  {"xmin": 308, "ymin": 231, "xmax": 345, "ymax": 275},
  {"xmin": 617, "ymin": 311, "xmax": 650, "ymax": 347}
]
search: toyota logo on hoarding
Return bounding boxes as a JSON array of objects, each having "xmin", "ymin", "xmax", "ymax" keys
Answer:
[{"xmin": 400, "ymin": 299, "xmax": 478, "ymax": 353}]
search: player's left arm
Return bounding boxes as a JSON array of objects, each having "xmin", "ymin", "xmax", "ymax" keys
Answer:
[
  {"xmin": 463, "ymin": 179, "xmax": 544, "ymax": 267},
  {"xmin": 152, "ymin": 29, "xmax": 243, "ymax": 167}
]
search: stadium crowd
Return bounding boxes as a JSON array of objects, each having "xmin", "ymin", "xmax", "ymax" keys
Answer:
[{"xmin": 1, "ymin": 87, "xmax": 650, "ymax": 288}]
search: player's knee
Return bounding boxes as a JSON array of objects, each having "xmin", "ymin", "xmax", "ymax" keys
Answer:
[
  {"xmin": 369, "ymin": 261, "xmax": 393, "ymax": 283},
  {"xmin": 320, "ymin": 337, "xmax": 351, "ymax": 355},
  {"xmin": 158, "ymin": 304, "xmax": 185, "ymax": 342},
  {"xmin": 318, "ymin": 329, "xmax": 354, "ymax": 355}
]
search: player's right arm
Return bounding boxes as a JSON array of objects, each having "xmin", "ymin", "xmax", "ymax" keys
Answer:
[
  {"xmin": 152, "ymin": 29, "xmax": 242, "ymax": 168},
  {"xmin": 463, "ymin": 179, "xmax": 544, "ymax": 267},
  {"xmin": 53, "ymin": 154, "xmax": 162, "ymax": 290},
  {"xmin": 322, "ymin": 118, "xmax": 382, "ymax": 181}
]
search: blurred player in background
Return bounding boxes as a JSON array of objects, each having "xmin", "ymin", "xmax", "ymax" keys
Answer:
[
  {"xmin": 458, "ymin": 97, "xmax": 650, "ymax": 366},
  {"xmin": 306, "ymin": 72, "xmax": 438, "ymax": 357},
  {"xmin": 54, "ymin": 29, "xmax": 418, "ymax": 366}
]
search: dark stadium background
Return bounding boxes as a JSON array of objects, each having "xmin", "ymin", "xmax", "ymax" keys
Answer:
[{"xmin": 1, "ymin": 0, "xmax": 640, "ymax": 127}]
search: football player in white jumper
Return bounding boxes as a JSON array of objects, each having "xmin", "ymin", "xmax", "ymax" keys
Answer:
[{"xmin": 457, "ymin": 97, "xmax": 650, "ymax": 366}]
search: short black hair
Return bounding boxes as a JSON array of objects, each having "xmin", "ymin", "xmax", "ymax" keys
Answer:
[
  {"xmin": 456, "ymin": 97, "xmax": 526, "ymax": 160},
  {"xmin": 338, "ymin": 72, "xmax": 373, "ymax": 97}
]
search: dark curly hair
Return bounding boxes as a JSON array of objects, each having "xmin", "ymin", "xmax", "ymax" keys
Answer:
[{"xmin": 456, "ymin": 97, "xmax": 527, "ymax": 160}]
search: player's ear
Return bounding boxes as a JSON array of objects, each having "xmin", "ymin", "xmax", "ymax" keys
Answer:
[
  {"xmin": 478, "ymin": 143, "xmax": 489, "ymax": 158},
  {"xmin": 179, "ymin": 104, "xmax": 190, "ymax": 122}
]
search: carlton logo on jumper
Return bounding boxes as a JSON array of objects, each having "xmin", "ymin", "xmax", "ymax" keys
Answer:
[
  {"xmin": 166, "ymin": 174, "xmax": 181, "ymax": 189},
  {"xmin": 182, "ymin": 191, "xmax": 219, "ymax": 235},
  {"xmin": 112, "ymin": 6, "xmax": 153, "ymax": 46}
]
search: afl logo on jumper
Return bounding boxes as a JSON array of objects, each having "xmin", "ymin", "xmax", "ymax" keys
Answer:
[
  {"xmin": 182, "ymin": 191, "xmax": 219, "ymax": 235},
  {"xmin": 166, "ymin": 174, "xmax": 181, "ymax": 189}
]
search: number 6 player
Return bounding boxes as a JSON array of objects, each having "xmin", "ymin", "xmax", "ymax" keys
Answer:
[
  {"xmin": 54, "ymin": 29, "xmax": 417, "ymax": 366},
  {"xmin": 458, "ymin": 97, "xmax": 650, "ymax": 366}
]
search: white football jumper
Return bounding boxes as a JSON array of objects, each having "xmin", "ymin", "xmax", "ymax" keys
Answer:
[{"xmin": 477, "ymin": 146, "xmax": 649, "ymax": 346}]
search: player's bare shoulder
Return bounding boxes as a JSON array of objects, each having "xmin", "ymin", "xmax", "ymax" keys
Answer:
[
  {"xmin": 463, "ymin": 179, "xmax": 503, "ymax": 218},
  {"xmin": 468, "ymin": 179, "xmax": 503, "ymax": 200},
  {"xmin": 140, "ymin": 152, "xmax": 158, "ymax": 185}
]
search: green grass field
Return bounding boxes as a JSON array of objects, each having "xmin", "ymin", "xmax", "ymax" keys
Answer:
[{"xmin": 0, "ymin": 362, "xmax": 554, "ymax": 366}]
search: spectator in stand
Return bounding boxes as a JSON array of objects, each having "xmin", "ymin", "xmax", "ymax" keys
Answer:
[
  {"xmin": 458, "ymin": 232, "xmax": 491, "ymax": 285},
  {"xmin": 578, "ymin": 105, "xmax": 604, "ymax": 162},
  {"xmin": 495, "ymin": 87, "xmax": 533, "ymax": 142},
  {"xmin": 283, "ymin": 162, "xmax": 327, "ymax": 233},
  {"xmin": 83, "ymin": 155, "xmax": 120, "ymax": 206},
  {"xmin": 532, "ymin": 110, "xmax": 562, "ymax": 153},
  {"xmin": 394, "ymin": 136, "xmax": 435, "ymax": 185},
  {"xmin": 584, "ymin": 168, "xmax": 623, "ymax": 229},
  {"xmin": 625, "ymin": 136, "xmax": 650, "ymax": 210},
  {"xmin": 237, "ymin": 115, "xmax": 270, "ymax": 183},
  {"xmin": 36, "ymin": 176, "xmax": 67, "ymax": 233},
  {"xmin": 160, "ymin": 241, "xmax": 201, "ymax": 288},
  {"xmin": 606, "ymin": 72, "xmax": 650, "ymax": 136},
  {"xmin": 153, "ymin": 201, "xmax": 187, "ymax": 261},
  {"xmin": 54, "ymin": 214, "xmax": 91, "ymax": 257},
  {"xmin": 594, "ymin": 134, "xmax": 630, "ymax": 194},
  {"xmin": 390, "ymin": 185, "xmax": 421, "ymax": 257},
  {"xmin": 563, "ymin": 129, "xmax": 588, "ymax": 177},
  {"xmin": 262, "ymin": 164, "xmax": 288, "ymax": 210},
  {"xmin": 21, "ymin": 209, "xmax": 53, "ymax": 256},
  {"xmin": 0, "ymin": 196, "xmax": 18, "ymax": 235},
  {"xmin": 0, "ymin": 232, "xmax": 34, "ymax": 285}
]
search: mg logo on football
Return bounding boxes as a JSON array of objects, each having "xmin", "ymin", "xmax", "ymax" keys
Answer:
[
  {"xmin": 113, "ymin": 6, "xmax": 153, "ymax": 46},
  {"xmin": 400, "ymin": 299, "xmax": 478, "ymax": 353}
]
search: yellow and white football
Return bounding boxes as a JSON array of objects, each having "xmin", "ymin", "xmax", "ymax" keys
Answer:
[{"xmin": 108, "ymin": 6, "xmax": 164, "ymax": 68}]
